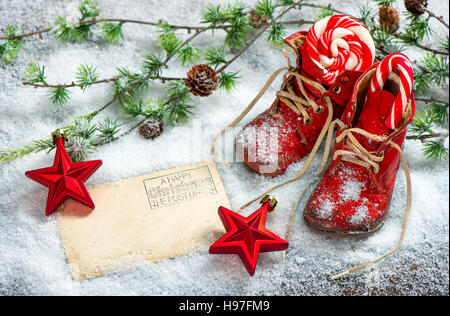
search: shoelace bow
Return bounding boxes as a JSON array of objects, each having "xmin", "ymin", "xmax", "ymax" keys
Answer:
[{"xmin": 211, "ymin": 49, "xmax": 327, "ymax": 166}]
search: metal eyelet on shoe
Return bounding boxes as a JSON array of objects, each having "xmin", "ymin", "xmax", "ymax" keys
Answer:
[
  {"xmin": 314, "ymin": 106, "xmax": 324, "ymax": 114},
  {"xmin": 333, "ymin": 86, "xmax": 341, "ymax": 94},
  {"xmin": 304, "ymin": 116, "xmax": 312, "ymax": 125},
  {"xmin": 341, "ymin": 75, "xmax": 350, "ymax": 83}
]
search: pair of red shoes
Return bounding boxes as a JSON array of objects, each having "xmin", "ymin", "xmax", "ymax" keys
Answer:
[{"xmin": 218, "ymin": 15, "xmax": 414, "ymax": 238}]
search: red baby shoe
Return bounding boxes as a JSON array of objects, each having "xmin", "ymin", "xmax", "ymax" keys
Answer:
[
  {"xmin": 304, "ymin": 53, "xmax": 415, "ymax": 235},
  {"xmin": 235, "ymin": 16, "xmax": 375, "ymax": 177}
]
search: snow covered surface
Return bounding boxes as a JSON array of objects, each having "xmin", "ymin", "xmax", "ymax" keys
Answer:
[{"xmin": 1, "ymin": 0, "xmax": 448, "ymax": 295}]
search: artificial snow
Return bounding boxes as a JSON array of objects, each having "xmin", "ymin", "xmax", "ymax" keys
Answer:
[
  {"xmin": 339, "ymin": 178, "xmax": 366, "ymax": 202},
  {"xmin": 0, "ymin": 0, "xmax": 448, "ymax": 295},
  {"xmin": 316, "ymin": 197, "xmax": 335, "ymax": 220},
  {"xmin": 349, "ymin": 198, "xmax": 369, "ymax": 226}
]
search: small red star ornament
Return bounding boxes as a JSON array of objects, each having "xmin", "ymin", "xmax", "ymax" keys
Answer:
[
  {"xmin": 25, "ymin": 132, "xmax": 102, "ymax": 216},
  {"xmin": 209, "ymin": 195, "xmax": 288, "ymax": 276}
]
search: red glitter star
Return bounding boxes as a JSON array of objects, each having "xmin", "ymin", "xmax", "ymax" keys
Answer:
[
  {"xmin": 209, "ymin": 197, "xmax": 288, "ymax": 275},
  {"xmin": 25, "ymin": 136, "xmax": 102, "ymax": 216}
]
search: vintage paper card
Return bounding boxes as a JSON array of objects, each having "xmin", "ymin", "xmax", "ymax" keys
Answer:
[{"xmin": 56, "ymin": 161, "xmax": 229, "ymax": 280}]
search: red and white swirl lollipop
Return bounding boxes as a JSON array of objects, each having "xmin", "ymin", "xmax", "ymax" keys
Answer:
[
  {"xmin": 304, "ymin": 15, "xmax": 375, "ymax": 86},
  {"xmin": 367, "ymin": 53, "xmax": 414, "ymax": 130}
]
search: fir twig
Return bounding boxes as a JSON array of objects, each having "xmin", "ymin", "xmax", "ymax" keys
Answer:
[
  {"xmin": 117, "ymin": 0, "xmax": 305, "ymax": 141},
  {"xmin": 424, "ymin": 9, "xmax": 449, "ymax": 29}
]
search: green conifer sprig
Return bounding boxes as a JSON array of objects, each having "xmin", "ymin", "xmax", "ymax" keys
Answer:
[
  {"xmin": 315, "ymin": 7, "xmax": 334, "ymax": 22},
  {"xmin": 76, "ymin": 64, "xmax": 100, "ymax": 91},
  {"xmin": 97, "ymin": 117, "xmax": 123, "ymax": 143},
  {"xmin": 202, "ymin": 46, "xmax": 227, "ymax": 69},
  {"xmin": 410, "ymin": 109, "xmax": 438, "ymax": 136},
  {"xmin": 79, "ymin": 0, "xmax": 101, "ymax": 20},
  {"xmin": 0, "ymin": 139, "xmax": 54, "ymax": 162},
  {"xmin": 0, "ymin": 25, "xmax": 24, "ymax": 64},
  {"xmin": 265, "ymin": 24, "xmax": 287, "ymax": 45},
  {"xmin": 276, "ymin": 0, "xmax": 295, "ymax": 6},
  {"xmin": 218, "ymin": 71, "xmax": 241, "ymax": 93},
  {"xmin": 68, "ymin": 117, "xmax": 98, "ymax": 139},
  {"xmin": 165, "ymin": 81, "xmax": 194, "ymax": 124},
  {"xmin": 157, "ymin": 31, "xmax": 183, "ymax": 57},
  {"xmin": 67, "ymin": 136, "xmax": 96, "ymax": 162},
  {"xmin": 101, "ymin": 22, "xmax": 124, "ymax": 45},
  {"xmin": 430, "ymin": 102, "xmax": 449, "ymax": 125},
  {"xmin": 439, "ymin": 36, "xmax": 449, "ymax": 52},
  {"xmin": 120, "ymin": 98, "xmax": 147, "ymax": 118},
  {"xmin": 422, "ymin": 139, "xmax": 449, "ymax": 161},
  {"xmin": 143, "ymin": 99, "xmax": 169, "ymax": 122},
  {"xmin": 375, "ymin": 0, "xmax": 397, "ymax": 6},
  {"xmin": 176, "ymin": 44, "xmax": 200, "ymax": 66},
  {"xmin": 53, "ymin": 17, "xmax": 77, "ymax": 42},
  {"xmin": 24, "ymin": 62, "xmax": 47, "ymax": 84},
  {"xmin": 166, "ymin": 102, "xmax": 194, "ymax": 124},
  {"xmin": 142, "ymin": 54, "xmax": 164, "ymax": 76},
  {"xmin": 421, "ymin": 53, "xmax": 449, "ymax": 85},
  {"xmin": 113, "ymin": 67, "xmax": 151, "ymax": 106},
  {"xmin": 255, "ymin": 0, "xmax": 276, "ymax": 19},
  {"xmin": 402, "ymin": 12, "xmax": 433, "ymax": 43},
  {"xmin": 358, "ymin": 4, "xmax": 376, "ymax": 27},
  {"xmin": 47, "ymin": 87, "xmax": 71, "ymax": 106}
]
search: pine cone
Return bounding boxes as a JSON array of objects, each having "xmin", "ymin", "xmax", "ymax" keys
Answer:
[
  {"xmin": 248, "ymin": 8, "xmax": 269, "ymax": 29},
  {"xmin": 379, "ymin": 4, "xmax": 400, "ymax": 32},
  {"xmin": 185, "ymin": 64, "xmax": 218, "ymax": 97},
  {"xmin": 138, "ymin": 118, "xmax": 164, "ymax": 139},
  {"xmin": 404, "ymin": 0, "xmax": 428, "ymax": 16}
]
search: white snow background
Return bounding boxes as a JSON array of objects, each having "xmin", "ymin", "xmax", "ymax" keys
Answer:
[{"xmin": 0, "ymin": 0, "xmax": 448, "ymax": 295}]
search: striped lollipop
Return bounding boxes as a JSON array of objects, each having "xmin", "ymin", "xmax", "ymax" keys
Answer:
[
  {"xmin": 367, "ymin": 53, "xmax": 414, "ymax": 130},
  {"xmin": 304, "ymin": 15, "xmax": 375, "ymax": 86}
]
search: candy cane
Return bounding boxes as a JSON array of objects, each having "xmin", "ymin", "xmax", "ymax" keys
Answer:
[
  {"xmin": 304, "ymin": 15, "xmax": 375, "ymax": 86},
  {"xmin": 368, "ymin": 53, "xmax": 414, "ymax": 130}
]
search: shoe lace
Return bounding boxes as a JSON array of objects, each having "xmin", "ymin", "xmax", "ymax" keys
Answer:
[
  {"xmin": 211, "ymin": 49, "xmax": 328, "ymax": 165},
  {"xmin": 333, "ymin": 124, "xmax": 388, "ymax": 174},
  {"xmin": 275, "ymin": 51, "xmax": 327, "ymax": 124},
  {"xmin": 242, "ymin": 116, "xmax": 412, "ymax": 280},
  {"xmin": 327, "ymin": 120, "xmax": 412, "ymax": 280},
  {"xmin": 211, "ymin": 48, "xmax": 412, "ymax": 280}
]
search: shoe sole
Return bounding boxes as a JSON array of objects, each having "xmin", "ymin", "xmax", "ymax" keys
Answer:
[{"xmin": 303, "ymin": 208, "xmax": 389, "ymax": 238}]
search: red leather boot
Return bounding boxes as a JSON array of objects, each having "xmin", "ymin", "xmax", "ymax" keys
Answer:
[
  {"xmin": 235, "ymin": 16, "xmax": 375, "ymax": 177},
  {"xmin": 304, "ymin": 53, "xmax": 415, "ymax": 235}
]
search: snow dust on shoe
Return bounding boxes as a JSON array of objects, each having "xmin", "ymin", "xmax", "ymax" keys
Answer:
[
  {"xmin": 304, "ymin": 53, "xmax": 415, "ymax": 235},
  {"xmin": 235, "ymin": 15, "xmax": 375, "ymax": 177}
]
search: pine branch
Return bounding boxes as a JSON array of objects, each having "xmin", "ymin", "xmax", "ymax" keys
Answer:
[
  {"xmin": 3, "ymin": 0, "xmax": 310, "ymax": 159},
  {"xmin": 0, "ymin": 19, "xmax": 230, "ymax": 41},
  {"xmin": 3, "ymin": 0, "xmax": 448, "ymax": 163},
  {"xmin": 303, "ymin": 3, "xmax": 449, "ymax": 56},
  {"xmin": 425, "ymin": 9, "xmax": 449, "ymax": 29},
  {"xmin": 116, "ymin": 0, "xmax": 306, "ymax": 141},
  {"xmin": 406, "ymin": 132, "xmax": 449, "ymax": 142},
  {"xmin": 23, "ymin": 76, "xmax": 182, "ymax": 89},
  {"xmin": 1, "ymin": 24, "xmax": 213, "ymax": 163},
  {"xmin": 302, "ymin": 2, "xmax": 354, "ymax": 18},
  {"xmin": 415, "ymin": 97, "xmax": 449, "ymax": 107},
  {"xmin": 405, "ymin": 40, "xmax": 449, "ymax": 56},
  {"xmin": 217, "ymin": 2, "xmax": 308, "ymax": 73}
]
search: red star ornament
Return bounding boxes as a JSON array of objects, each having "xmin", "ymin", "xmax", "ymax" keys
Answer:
[
  {"xmin": 25, "ymin": 134, "xmax": 102, "ymax": 216},
  {"xmin": 209, "ymin": 196, "xmax": 288, "ymax": 276}
]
